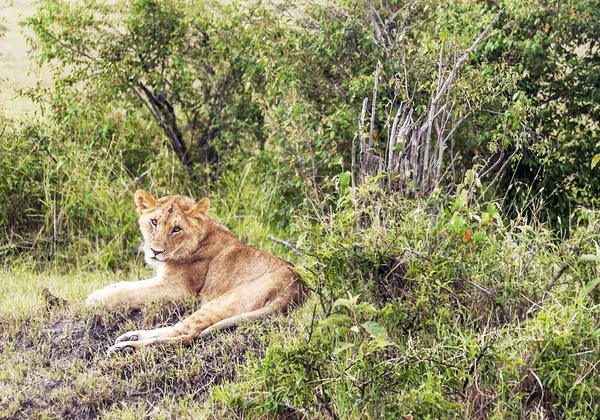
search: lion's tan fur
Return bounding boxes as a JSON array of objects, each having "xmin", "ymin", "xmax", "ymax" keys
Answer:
[{"xmin": 86, "ymin": 190, "xmax": 304, "ymax": 353}]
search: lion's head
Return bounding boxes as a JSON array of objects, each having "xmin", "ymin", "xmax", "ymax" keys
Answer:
[{"xmin": 134, "ymin": 190, "xmax": 211, "ymax": 266}]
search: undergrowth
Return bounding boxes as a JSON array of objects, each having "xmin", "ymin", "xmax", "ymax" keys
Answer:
[
  {"xmin": 217, "ymin": 182, "xmax": 600, "ymax": 419},
  {"xmin": 2, "ymin": 157, "xmax": 600, "ymax": 418},
  {"xmin": 0, "ymin": 113, "xmax": 290, "ymax": 271}
]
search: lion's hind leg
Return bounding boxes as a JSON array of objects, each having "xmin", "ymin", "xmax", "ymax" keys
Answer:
[
  {"xmin": 107, "ymin": 304, "xmax": 281, "ymax": 355},
  {"xmin": 107, "ymin": 270, "xmax": 304, "ymax": 355}
]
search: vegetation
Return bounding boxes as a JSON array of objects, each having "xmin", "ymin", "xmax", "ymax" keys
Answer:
[{"xmin": 1, "ymin": 0, "xmax": 600, "ymax": 418}]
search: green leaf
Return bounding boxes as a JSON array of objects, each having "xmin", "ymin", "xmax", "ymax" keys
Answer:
[
  {"xmin": 355, "ymin": 302, "xmax": 378, "ymax": 314},
  {"xmin": 453, "ymin": 195, "xmax": 464, "ymax": 208},
  {"xmin": 580, "ymin": 278, "xmax": 600, "ymax": 297},
  {"xmin": 592, "ymin": 154, "xmax": 600, "ymax": 169},
  {"xmin": 473, "ymin": 232, "xmax": 487, "ymax": 243},
  {"xmin": 339, "ymin": 171, "xmax": 351, "ymax": 188},
  {"xmin": 362, "ymin": 321, "xmax": 389, "ymax": 341},
  {"xmin": 291, "ymin": 104, "xmax": 304, "ymax": 117},
  {"xmin": 333, "ymin": 342, "xmax": 354, "ymax": 354},
  {"xmin": 319, "ymin": 314, "xmax": 351, "ymax": 328},
  {"xmin": 481, "ymin": 212, "xmax": 490, "ymax": 226},
  {"xmin": 338, "ymin": 327, "xmax": 358, "ymax": 335},
  {"xmin": 452, "ymin": 215, "xmax": 465, "ymax": 234},
  {"xmin": 441, "ymin": 29, "xmax": 448, "ymax": 42},
  {"xmin": 578, "ymin": 254, "xmax": 600, "ymax": 263},
  {"xmin": 333, "ymin": 298, "xmax": 351, "ymax": 309}
]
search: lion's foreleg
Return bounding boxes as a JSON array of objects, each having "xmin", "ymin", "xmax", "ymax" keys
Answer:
[{"xmin": 86, "ymin": 278, "xmax": 185, "ymax": 309}]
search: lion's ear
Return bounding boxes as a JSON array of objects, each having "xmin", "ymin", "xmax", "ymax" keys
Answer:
[
  {"xmin": 188, "ymin": 197, "xmax": 210, "ymax": 218},
  {"xmin": 134, "ymin": 190, "xmax": 157, "ymax": 214}
]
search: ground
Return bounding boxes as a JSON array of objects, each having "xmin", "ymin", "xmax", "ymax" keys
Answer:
[{"xmin": 0, "ymin": 266, "xmax": 304, "ymax": 418}]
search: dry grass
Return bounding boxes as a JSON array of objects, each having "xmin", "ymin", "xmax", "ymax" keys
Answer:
[{"xmin": 0, "ymin": 284, "xmax": 304, "ymax": 419}]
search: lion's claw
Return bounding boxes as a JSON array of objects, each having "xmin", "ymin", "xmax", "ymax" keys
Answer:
[
  {"xmin": 109, "ymin": 331, "xmax": 143, "ymax": 355},
  {"xmin": 107, "ymin": 342, "xmax": 135, "ymax": 356},
  {"xmin": 115, "ymin": 333, "xmax": 139, "ymax": 343}
]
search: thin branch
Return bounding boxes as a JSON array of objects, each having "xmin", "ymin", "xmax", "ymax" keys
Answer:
[
  {"xmin": 432, "ymin": 12, "xmax": 501, "ymax": 107},
  {"xmin": 463, "ymin": 277, "xmax": 494, "ymax": 296},
  {"xmin": 267, "ymin": 235, "xmax": 302, "ymax": 255},
  {"xmin": 351, "ymin": 133, "xmax": 357, "ymax": 189},
  {"xmin": 42, "ymin": 30, "xmax": 97, "ymax": 61},
  {"xmin": 127, "ymin": 167, "xmax": 152, "ymax": 187},
  {"xmin": 368, "ymin": 61, "xmax": 381, "ymax": 150},
  {"xmin": 479, "ymin": 133, "xmax": 521, "ymax": 200}
]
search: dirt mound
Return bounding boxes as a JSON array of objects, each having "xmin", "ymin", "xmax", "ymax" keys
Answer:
[{"xmin": 0, "ymin": 300, "xmax": 272, "ymax": 419}]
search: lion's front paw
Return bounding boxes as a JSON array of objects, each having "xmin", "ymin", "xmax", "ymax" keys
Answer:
[
  {"xmin": 85, "ymin": 290, "xmax": 105, "ymax": 307},
  {"xmin": 107, "ymin": 342, "xmax": 136, "ymax": 356},
  {"xmin": 115, "ymin": 330, "xmax": 143, "ymax": 344}
]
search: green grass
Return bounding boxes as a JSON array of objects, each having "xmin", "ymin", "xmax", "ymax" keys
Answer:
[
  {"xmin": 212, "ymin": 189, "xmax": 600, "ymax": 419},
  {"xmin": 0, "ymin": 265, "xmax": 152, "ymax": 316},
  {"xmin": 3, "ymin": 0, "xmax": 600, "ymax": 417}
]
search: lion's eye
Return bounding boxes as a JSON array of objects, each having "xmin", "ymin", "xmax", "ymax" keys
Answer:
[
  {"xmin": 172, "ymin": 226, "xmax": 182, "ymax": 233},
  {"xmin": 150, "ymin": 219, "xmax": 158, "ymax": 227}
]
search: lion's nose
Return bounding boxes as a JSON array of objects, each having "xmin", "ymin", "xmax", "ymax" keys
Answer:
[{"xmin": 151, "ymin": 247, "xmax": 165, "ymax": 256}]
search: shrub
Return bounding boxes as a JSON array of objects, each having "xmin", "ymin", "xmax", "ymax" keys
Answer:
[{"xmin": 225, "ymin": 180, "xmax": 600, "ymax": 418}]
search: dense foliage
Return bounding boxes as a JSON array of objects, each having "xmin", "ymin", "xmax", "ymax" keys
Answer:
[
  {"xmin": 226, "ymin": 184, "xmax": 600, "ymax": 418},
  {"xmin": 2, "ymin": 0, "xmax": 600, "ymax": 418}
]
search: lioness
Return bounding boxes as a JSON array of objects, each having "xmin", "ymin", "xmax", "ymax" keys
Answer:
[{"xmin": 86, "ymin": 190, "xmax": 305, "ymax": 354}]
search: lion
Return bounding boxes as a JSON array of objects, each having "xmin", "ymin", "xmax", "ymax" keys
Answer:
[{"xmin": 86, "ymin": 190, "xmax": 305, "ymax": 354}]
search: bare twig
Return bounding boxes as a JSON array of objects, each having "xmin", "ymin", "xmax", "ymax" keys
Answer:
[
  {"xmin": 353, "ymin": 11, "xmax": 502, "ymax": 198},
  {"xmin": 432, "ymin": 12, "xmax": 501, "ymax": 107},
  {"xmin": 127, "ymin": 168, "xmax": 152, "ymax": 187},
  {"xmin": 268, "ymin": 235, "xmax": 303, "ymax": 256},
  {"xmin": 463, "ymin": 277, "xmax": 494, "ymax": 296},
  {"xmin": 462, "ymin": 334, "xmax": 498, "ymax": 392},
  {"xmin": 527, "ymin": 257, "xmax": 575, "ymax": 316},
  {"xmin": 479, "ymin": 132, "xmax": 521, "ymax": 200},
  {"xmin": 351, "ymin": 133, "xmax": 357, "ymax": 190},
  {"xmin": 387, "ymin": 105, "xmax": 403, "ymax": 178},
  {"xmin": 546, "ymin": 263, "xmax": 571, "ymax": 293},
  {"xmin": 368, "ymin": 62, "xmax": 381, "ymax": 151},
  {"xmin": 358, "ymin": 97, "xmax": 369, "ymax": 182}
]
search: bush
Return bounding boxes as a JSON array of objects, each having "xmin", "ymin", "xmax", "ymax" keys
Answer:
[
  {"xmin": 223, "ymin": 180, "xmax": 600, "ymax": 418},
  {"xmin": 23, "ymin": 0, "xmax": 270, "ymax": 177}
]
